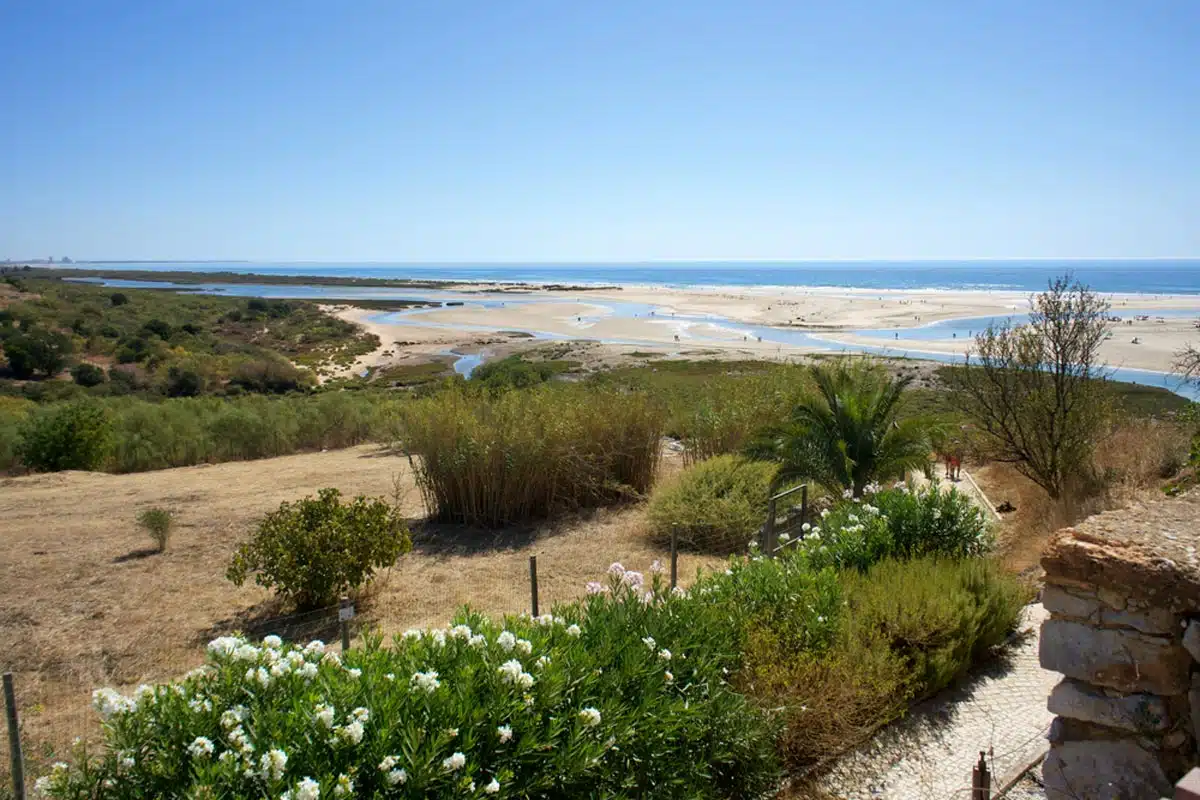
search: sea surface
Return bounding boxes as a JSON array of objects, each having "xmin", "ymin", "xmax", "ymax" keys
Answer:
[{"xmin": 66, "ymin": 259, "xmax": 1200, "ymax": 294}]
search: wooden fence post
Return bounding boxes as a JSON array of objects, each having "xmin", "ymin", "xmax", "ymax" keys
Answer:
[
  {"xmin": 670, "ymin": 525, "xmax": 679, "ymax": 590},
  {"xmin": 800, "ymin": 484, "xmax": 809, "ymax": 529},
  {"xmin": 4, "ymin": 672, "xmax": 25, "ymax": 800},
  {"xmin": 339, "ymin": 597, "xmax": 353, "ymax": 653},
  {"xmin": 765, "ymin": 496, "xmax": 777, "ymax": 557},
  {"xmin": 529, "ymin": 556, "xmax": 539, "ymax": 618},
  {"xmin": 972, "ymin": 750, "xmax": 991, "ymax": 800}
]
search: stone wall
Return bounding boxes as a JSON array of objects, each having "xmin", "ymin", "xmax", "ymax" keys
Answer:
[{"xmin": 1039, "ymin": 490, "xmax": 1200, "ymax": 800}]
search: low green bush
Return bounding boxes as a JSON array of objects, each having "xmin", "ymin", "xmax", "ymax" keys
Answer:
[
  {"xmin": 227, "ymin": 489, "xmax": 412, "ymax": 611},
  {"xmin": 646, "ymin": 455, "xmax": 778, "ymax": 554},
  {"xmin": 137, "ymin": 507, "xmax": 174, "ymax": 552},
  {"xmin": 743, "ymin": 556, "xmax": 1027, "ymax": 769},
  {"xmin": 40, "ymin": 572, "xmax": 779, "ymax": 799},
  {"xmin": 70, "ymin": 362, "xmax": 106, "ymax": 387},
  {"xmin": 16, "ymin": 401, "xmax": 112, "ymax": 472}
]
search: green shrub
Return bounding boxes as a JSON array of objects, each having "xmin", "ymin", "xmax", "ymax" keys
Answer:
[
  {"xmin": 471, "ymin": 354, "xmax": 571, "ymax": 392},
  {"xmin": 137, "ymin": 507, "xmax": 174, "ymax": 552},
  {"xmin": 41, "ymin": 572, "xmax": 778, "ymax": 800},
  {"xmin": 109, "ymin": 292, "xmax": 129, "ymax": 306},
  {"xmin": 399, "ymin": 384, "xmax": 664, "ymax": 527},
  {"xmin": 16, "ymin": 401, "xmax": 112, "ymax": 472},
  {"xmin": 227, "ymin": 488, "xmax": 412, "ymax": 610},
  {"xmin": 0, "ymin": 396, "xmax": 34, "ymax": 471},
  {"xmin": 743, "ymin": 557, "xmax": 1027, "ymax": 769},
  {"xmin": 230, "ymin": 358, "xmax": 310, "ymax": 394},
  {"xmin": 70, "ymin": 362, "xmax": 106, "ymax": 387},
  {"xmin": 646, "ymin": 455, "xmax": 778, "ymax": 554}
]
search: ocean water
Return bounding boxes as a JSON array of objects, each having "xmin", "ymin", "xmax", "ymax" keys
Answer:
[{"xmin": 68, "ymin": 259, "xmax": 1200, "ymax": 294}]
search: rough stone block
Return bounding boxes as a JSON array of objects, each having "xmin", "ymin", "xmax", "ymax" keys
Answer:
[
  {"xmin": 1043, "ymin": 584, "xmax": 1103, "ymax": 620},
  {"xmin": 1039, "ymin": 619, "xmax": 1191, "ymax": 694},
  {"xmin": 1043, "ymin": 740, "xmax": 1171, "ymax": 800},
  {"xmin": 1183, "ymin": 619, "xmax": 1200, "ymax": 662},
  {"xmin": 1047, "ymin": 678, "xmax": 1170, "ymax": 733},
  {"xmin": 1099, "ymin": 605, "xmax": 1181, "ymax": 635}
]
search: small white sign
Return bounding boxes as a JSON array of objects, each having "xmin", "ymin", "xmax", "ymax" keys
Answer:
[{"xmin": 339, "ymin": 605, "xmax": 355, "ymax": 622}]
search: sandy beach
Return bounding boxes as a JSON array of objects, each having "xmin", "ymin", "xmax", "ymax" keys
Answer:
[{"xmin": 327, "ymin": 284, "xmax": 1200, "ymax": 377}]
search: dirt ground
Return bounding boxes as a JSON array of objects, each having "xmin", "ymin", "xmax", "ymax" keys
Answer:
[{"xmin": 0, "ymin": 445, "xmax": 720, "ymax": 775}]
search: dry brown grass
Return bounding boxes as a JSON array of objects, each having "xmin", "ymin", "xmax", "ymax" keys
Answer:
[{"xmin": 0, "ymin": 445, "xmax": 719, "ymax": 783}]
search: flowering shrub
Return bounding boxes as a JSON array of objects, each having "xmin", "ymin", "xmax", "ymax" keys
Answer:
[
  {"xmin": 227, "ymin": 489, "xmax": 411, "ymax": 610},
  {"xmin": 778, "ymin": 484, "xmax": 991, "ymax": 573},
  {"xmin": 39, "ymin": 568, "xmax": 779, "ymax": 799}
]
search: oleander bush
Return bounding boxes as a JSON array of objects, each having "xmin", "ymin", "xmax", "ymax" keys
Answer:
[
  {"xmin": 39, "ymin": 570, "xmax": 780, "ymax": 800},
  {"xmin": 397, "ymin": 384, "xmax": 664, "ymax": 527},
  {"xmin": 645, "ymin": 455, "xmax": 779, "ymax": 554},
  {"xmin": 796, "ymin": 485, "xmax": 992, "ymax": 572}
]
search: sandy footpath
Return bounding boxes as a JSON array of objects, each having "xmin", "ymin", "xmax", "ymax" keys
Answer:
[{"xmin": 327, "ymin": 285, "xmax": 1200, "ymax": 375}]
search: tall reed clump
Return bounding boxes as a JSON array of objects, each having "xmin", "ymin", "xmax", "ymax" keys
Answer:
[
  {"xmin": 669, "ymin": 367, "xmax": 811, "ymax": 465},
  {"xmin": 397, "ymin": 384, "xmax": 665, "ymax": 527}
]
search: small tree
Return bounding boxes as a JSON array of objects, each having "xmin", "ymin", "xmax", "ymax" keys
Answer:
[
  {"xmin": 16, "ymin": 401, "xmax": 113, "ymax": 472},
  {"xmin": 138, "ymin": 507, "xmax": 174, "ymax": 552},
  {"xmin": 943, "ymin": 275, "xmax": 1111, "ymax": 500},
  {"xmin": 1174, "ymin": 344, "xmax": 1200, "ymax": 386},
  {"xmin": 110, "ymin": 292, "xmax": 129, "ymax": 306},
  {"xmin": 3, "ymin": 328, "xmax": 73, "ymax": 378},
  {"xmin": 227, "ymin": 488, "xmax": 411, "ymax": 610}
]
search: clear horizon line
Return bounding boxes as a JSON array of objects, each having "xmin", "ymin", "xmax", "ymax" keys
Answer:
[{"xmin": 54, "ymin": 255, "xmax": 1200, "ymax": 265}]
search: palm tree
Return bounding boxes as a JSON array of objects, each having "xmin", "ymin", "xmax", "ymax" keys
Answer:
[{"xmin": 748, "ymin": 360, "xmax": 932, "ymax": 497}]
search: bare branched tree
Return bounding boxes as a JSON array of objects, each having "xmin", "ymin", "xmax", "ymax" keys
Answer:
[
  {"xmin": 1174, "ymin": 343, "xmax": 1200, "ymax": 384},
  {"xmin": 943, "ymin": 275, "xmax": 1112, "ymax": 500}
]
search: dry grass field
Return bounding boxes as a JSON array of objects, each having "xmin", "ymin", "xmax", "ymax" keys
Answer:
[{"xmin": 0, "ymin": 445, "xmax": 719, "ymax": 779}]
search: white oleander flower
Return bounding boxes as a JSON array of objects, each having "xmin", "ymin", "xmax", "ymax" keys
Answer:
[
  {"xmin": 298, "ymin": 662, "xmax": 319, "ymax": 680},
  {"xmin": 536, "ymin": 614, "xmax": 555, "ymax": 626},
  {"xmin": 314, "ymin": 704, "xmax": 336, "ymax": 729},
  {"xmin": 411, "ymin": 670, "xmax": 441, "ymax": 693},
  {"xmin": 578, "ymin": 707, "xmax": 601, "ymax": 727},
  {"xmin": 484, "ymin": 778, "xmax": 501, "ymax": 794},
  {"xmin": 442, "ymin": 752, "xmax": 466, "ymax": 772},
  {"xmin": 535, "ymin": 655, "xmax": 551, "ymax": 670},
  {"xmin": 449, "ymin": 624, "xmax": 472, "ymax": 640},
  {"xmin": 665, "ymin": 671, "xmax": 674, "ymax": 683},
  {"xmin": 386, "ymin": 768, "xmax": 407, "ymax": 786},
  {"xmin": 515, "ymin": 638, "xmax": 532, "ymax": 655},
  {"xmin": 469, "ymin": 634, "xmax": 487, "ymax": 649},
  {"xmin": 497, "ymin": 724, "xmax": 513, "ymax": 743},
  {"xmin": 295, "ymin": 777, "xmax": 320, "ymax": 800},
  {"xmin": 322, "ymin": 651, "xmax": 342, "ymax": 667},
  {"xmin": 402, "ymin": 629, "xmax": 423, "ymax": 641},
  {"xmin": 351, "ymin": 707, "xmax": 369, "ymax": 723},
  {"xmin": 233, "ymin": 644, "xmax": 260, "ymax": 662},
  {"xmin": 566, "ymin": 623, "xmax": 582, "ymax": 637},
  {"xmin": 333, "ymin": 774, "xmax": 354, "ymax": 797},
  {"xmin": 585, "ymin": 581, "xmax": 605, "ymax": 594},
  {"xmin": 92, "ymin": 688, "xmax": 135, "ymax": 719},
  {"xmin": 345, "ymin": 667, "xmax": 362, "ymax": 678},
  {"xmin": 497, "ymin": 630, "xmax": 516, "ymax": 651},
  {"xmin": 263, "ymin": 635, "xmax": 283, "ymax": 649},
  {"xmin": 188, "ymin": 737, "xmax": 214, "ymax": 759},
  {"xmin": 608, "ymin": 562, "xmax": 625, "ymax": 575},
  {"xmin": 657, "ymin": 649, "xmax": 672, "ymax": 661},
  {"xmin": 304, "ymin": 640, "xmax": 325, "ymax": 655},
  {"xmin": 259, "ymin": 748, "xmax": 288, "ymax": 781},
  {"xmin": 641, "ymin": 636, "xmax": 656, "ymax": 650},
  {"xmin": 622, "ymin": 570, "xmax": 644, "ymax": 588},
  {"xmin": 206, "ymin": 636, "xmax": 242, "ymax": 657},
  {"xmin": 337, "ymin": 720, "xmax": 365, "ymax": 745}
]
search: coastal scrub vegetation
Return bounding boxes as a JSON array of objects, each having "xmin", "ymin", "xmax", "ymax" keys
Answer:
[
  {"xmin": 38, "ymin": 487, "xmax": 1024, "ymax": 798},
  {"xmin": 0, "ymin": 277, "xmax": 378, "ymax": 395}
]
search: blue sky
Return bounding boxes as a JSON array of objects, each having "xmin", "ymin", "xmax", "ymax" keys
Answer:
[{"xmin": 2, "ymin": 1, "xmax": 1198, "ymax": 262}]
